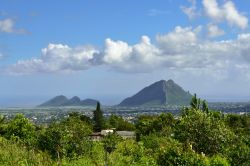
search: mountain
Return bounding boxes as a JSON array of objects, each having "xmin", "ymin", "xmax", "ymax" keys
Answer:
[
  {"xmin": 62, "ymin": 96, "xmax": 81, "ymax": 106},
  {"xmin": 119, "ymin": 79, "xmax": 192, "ymax": 106},
  {"xmin": 80, "ymin": 99, "xmax": 99, "ymax": 106},
  {"xmin": 39, "ymin": 95, "xmax": 69, "ymax": 107},
  {"xmin": 39, "ymin": 95, "xmax": 99, "ymax": 107}
]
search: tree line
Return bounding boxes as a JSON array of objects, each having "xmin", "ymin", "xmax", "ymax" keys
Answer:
[{"xmin": 0, "ymin": 97, "xmax": 249, "ymax": 165}]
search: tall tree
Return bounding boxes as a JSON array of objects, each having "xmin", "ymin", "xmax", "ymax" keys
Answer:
[
  {"xmin": 190, "ymin": 93, "xmax": 201, "ymax": 110},
  {"xmin": 93, "ymin": 102, "xmax": 105, "ymax": 132},
  {"xmin": 202, "ymin": 100, "xmax": 209, "ymax": 113}
]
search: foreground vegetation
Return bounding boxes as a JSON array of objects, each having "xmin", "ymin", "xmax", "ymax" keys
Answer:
[{"xmin": 0, "ymin": 96, "xmax": 249, "ymax": 165}]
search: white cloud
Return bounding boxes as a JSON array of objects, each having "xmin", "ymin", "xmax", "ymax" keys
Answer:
[
  {"xmin": 103, "ymin": 38, "xmax": 132, "ymax": 65},
  {"xmin": 156, "ymin": 26, "xmax": 202, "ymax": 55},
  {"xmin": 181, "ymin": 0, "xmax": 199, "ymax": 19},
  {"xmin": 202, "ymin": 0, "xmax": 222, "ymax": 21},
  {"xmin": 207, "ymin": 24, "xmax": 225, "ymax": 37},
  {"xmin": 223, "ymin": 1, "xmax": 248, "ymax": 29},
  {"xmin": 103, "ymin": 36, "xmax": 163, "ymax": 72},
  {"xmin": 3, "ymin": 26, "xmax": 250, "ymax": 80},
  {"xmin": 0, "ymin": 18, "xmax": 27, "ymax": 34},
  {"xmin": 5, "ymin": 43, "xmax": 99, "ymax": 74},
  {"xmin": 202, "ymin": 0, "xmax": 248, "ymax": 29},
  {"xmin": 102, "ymin": 26, "xmax": 250, "ymax": 80}
]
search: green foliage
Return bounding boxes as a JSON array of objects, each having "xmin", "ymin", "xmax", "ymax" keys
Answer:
[
  {"xmin": 0, "ymin": 136, "xmax": 53, "ymax": 166},
  {"xmin": 141, "ymin": 135, "xmax": 180, "ymax": 158},
  {"xmin": 38, "ymin": 114, "xmax": 92, "ymax": 160},
  {"xmin": 190, "ymin": 94, "xmax": 209, "ymax": 113},
  {"xmin": 0, "ymin": 97, "xmax": 250, "ymax": 165},
  {"xmin": 209, "ymin": 155, "xmax": 230, "ymax": 166},
  {"xmin": 135, "ymin": 113, "xmax": 175, "ymax": 141},
  {"xmin": 103, "ymin": 132, "xmax": 122, "ymax": 154},
  {"xmin": 221, "ymin": 114, "xmax": 250, "ymax": 165},
  {"xmin": 107, "ymin": 114, "xmax": 135, "ymax": 131},
  {"xmin": 175, "ymin": 109, "xmax": 235, "ymax": 155},
  {"xmin": 0, "ymin": 115, "xmax": 5, "ymax": 124},
  {"xmin": 225, "ymin": 114, "xmax": 250, "ymax": 133},
  {"xmin": 110, "ymin": 139, "xmax": 157, "ymax": 166},
  {"xmin": 69, "ymin": 111, "xmax": 92, "ymax": 122},
  {"xmin": 202, "ymin": 100, "xmax": 209, "ymax": 113},
  {"xmin": 0, "ymin": 115, "xmax": 6, "ymax": 135},
  {"xmin": 190, "ymin": 93, "xmax": 201, "ymax": 110},
  {"xmin": 152, "ymin": 113, "xmax": 175, "ymax": 135},
  {"xmin": 157, "ymin": 143, "xmax": 209, "ymax": 166},
  {"xmin": 93, "ymin": 102, "xmax": 105, "ymax": 132},
  {"xmin": 224, "ymin": 140, "xmax": 250, "ymax": 166},
  {"xmin": 4, "ymin": 114, "xmax": 36, "ymax": 147}
]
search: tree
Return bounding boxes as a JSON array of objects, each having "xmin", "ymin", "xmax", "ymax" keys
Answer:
[
  {"xmin": 68, "ymin": 111, "xmax": 93, "ymax": 126},
  {"xmin": 175, "ymin": 109, "xmax": 235, "ymax": 155},
  {"xmin": 107, "ymin": 114, "xmax": 135, "ymax": 131},
  {"xmin": 38, "ymin": 114, "xmax": 92, "ymax": 160},
  {"xmin": 110, "ymin": 139, "xmax": 157, "ymax": 166},
  {"xmin": 102, "ymin": 132, "xmax": 122, "ymax": 166},
  {"xmin": 135, "ymin": 115, "xmax": 156, "ymax": 141},
  {"xmin": 135, "ymin": 113, "xmax": 175, "ymax": 141},
  {"xmin": 190, "ymin": 94, "xmax": 208, "ymax": 113},
  {"xmin": 0, "ymin": 115, "xmax": 6, "ymax": 135},
  {"xmin": 190, "ymin": 93, "xmax": 201, "ymax": 110},
  {"xmin": 202, "ymin": 100, "xmax": 209, "ymax": 113},
  {"xmin": 93, "ymin": 102, "xmax": 105, "ymax": 132},
  {"xmin": 157, "ymin": 145, "xmax": 209, "ymax": 166},
  {"xmin": 5, "ymin": 114, "xmax": 36, "ymax": 147}
]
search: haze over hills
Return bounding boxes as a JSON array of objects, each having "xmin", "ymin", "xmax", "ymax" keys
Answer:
[
  {"xmin": 38, "ymin": 95, "xmax": 99, "ymax": 107},
  {"xmin": 119, "ymin": 79, "xmax": 193, "ymax": 106}
]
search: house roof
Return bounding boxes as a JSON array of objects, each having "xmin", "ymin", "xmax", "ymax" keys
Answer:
[{"xmin": 116, "ymin": 131, "xmax": 135, "ymax": 136}]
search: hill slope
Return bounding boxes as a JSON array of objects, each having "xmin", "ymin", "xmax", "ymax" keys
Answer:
[
  {"xmin": 39, "ymin": 95, "xmax": 69, "ymax": 107},
  {"xmin": 119, "ymin": 79, "xmax": 192, "ymax": 106},
  {"xmin": 39, "ymin": 96, "xmax": 98, "ymax": 107}
]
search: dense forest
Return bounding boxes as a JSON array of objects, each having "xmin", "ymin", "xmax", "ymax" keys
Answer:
[{"xmin": 0, "ymin": 96, "xmax": 249, "ymax": 166}]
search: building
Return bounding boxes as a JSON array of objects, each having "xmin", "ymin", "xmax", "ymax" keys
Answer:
[{"xmin": 90, "ymin": 130, "xmax": 135, "ymax": 141}]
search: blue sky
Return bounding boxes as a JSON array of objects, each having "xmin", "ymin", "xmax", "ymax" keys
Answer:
[{"xmin": 0, "ymin": 0, "xmax": 250, "ymax": 106}]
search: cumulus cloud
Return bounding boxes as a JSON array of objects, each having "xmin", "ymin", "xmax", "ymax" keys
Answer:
[
  {"xmin": 0, "ymin": 18, "xmax": 27, "ymax": 34},
  {"xmin": 5, "ymin": 44, "xmax": 99, "ymax": 74},
  {"xmin": 207, "ymin": 24, "xmax": 225, "ymax": 37},
  {"xmin": 3, "ymin": 25, "xmax": 250, "ymax": 80},
  {"xmin": 156, "ymin": 26, "xmax": 201, "ymax": 54},
  {"xmin": 101, "ymin": 26, "xmax": 250, "ymax": 79},
  {"xmin": 202, "ymin": 0, "xmax": 248, "ymax": 29},
  {"xmin": 103, "ymin": 36, "xmax": 163, "ymax": 72}
]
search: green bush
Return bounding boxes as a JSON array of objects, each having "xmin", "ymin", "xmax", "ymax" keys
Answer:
[
  {"xmin": 175, "ymin": 109, "xmax": 235, "ymax": 155},
  {"xmin": 0, "ymin": 137, "xmax": 53, "ymax": 166},
  {"xmin": 157, "ymin": 144, "xmax": 209, "ymax": 166},
  {"xmin": 110, "ymin": 139, "xmax": 157, "ymax": 166},
  {"xmin": 38, "ymin": 115, "xmax": 92, "ymax": 160},
  {"xmin": 209, "ymin": 155, "xmax": 230, "ymax": 166}
]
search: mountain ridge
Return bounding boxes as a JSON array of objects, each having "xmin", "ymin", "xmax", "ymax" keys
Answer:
[
  {"xmin": 119, "ymin": 79, "xmax": 192, "ymax": 106},
  {"xmin": 38, "ymin": 95, "xmax": 99, "ymax": 107}
]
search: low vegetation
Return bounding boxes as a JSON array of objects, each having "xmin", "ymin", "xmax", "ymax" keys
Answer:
[{"xmin": 0, "ymin": 98, "xmax": 249, "ymax": 165}]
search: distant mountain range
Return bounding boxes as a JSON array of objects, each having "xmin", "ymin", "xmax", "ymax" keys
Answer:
[
  {"xmin": 39, "ymin": 79, "xmax": 192, "ymax": 107},
  {"xmin": 38, "ymin": 95, "xmax": 99, "ymax": 107},
  {"xmin": 119, "ymin": 79, "xmax": 192, "ymax": 106}
]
